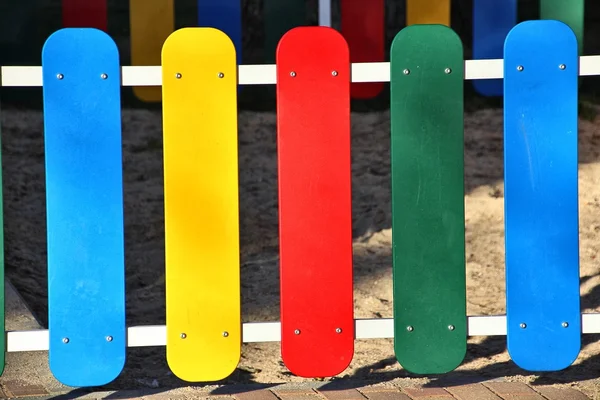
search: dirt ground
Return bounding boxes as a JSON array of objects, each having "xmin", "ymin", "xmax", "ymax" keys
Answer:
[{"xmin": 2, "ymin": 103, "xmax": 600, "ymax": 397}]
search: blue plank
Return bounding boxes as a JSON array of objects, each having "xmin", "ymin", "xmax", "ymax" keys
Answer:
[
  {"xmin": 197, "ymin": 0, "xmax": 242, "ymax": 65},
  {"xmin": 42, "ymin": 28, "xmax": 126, "ymax": 387},
  {"xmin": 472, "ymin": 0, "xmax": 516, "ymax": 96},
  {"xmin": 504, "ymin": 20, "xmax": 580, "ymax": 372}
]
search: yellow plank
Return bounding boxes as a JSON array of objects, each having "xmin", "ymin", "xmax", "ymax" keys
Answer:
[
  {"xmin": 406, "ymin": 0, "xmax": 451, "ymax": 26},
  {"xmin": 162, "ymin": 27, "xmax": 241, "ymax": 382},
  {"xmin": 130, "ymin": 0, "xmax": 174, "ymax": 102}
]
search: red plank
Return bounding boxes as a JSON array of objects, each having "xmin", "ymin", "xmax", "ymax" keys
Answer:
[
  {"xmin": 62, "ymin": 0, "xmax": 107, "ymax": 31},
  {"xmin": 340, "ymin": 0, "xmax": 385, "ymax": 99},
  {"xmin": 276, "ymin": 26, "xmax": 354, "ymax": 378}
]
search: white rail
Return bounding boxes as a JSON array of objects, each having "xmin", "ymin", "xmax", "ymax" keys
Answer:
[
  {"xmin": 6, "ymin": 313, "xmax": 600, "ymax": 352},
  {"xmin": 3, "ymin": 56, "xmax": 600, "ymax": 87}
]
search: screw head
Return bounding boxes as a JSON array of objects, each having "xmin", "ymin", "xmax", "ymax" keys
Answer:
[
  {"xmin": 223, "ymin": 331, "xmax": 229, "ymax": 337},
  {"xmin": 520, "ymin": 323, "xmax": 527, "ymax": 329},
  {"xmin": 180, "ymin": 333, "xmax": 187, "ymax": 339},
  {"xmin": 406, "ymin": 326, "xmax": 414, "ymax": 332},
  {"xmin": 331, "ymin": 70, "xmax": 338, "ymax": 77},
  {"xmin": 294, "ymin": 329, "xmax": 301, "ymax": 335},
  {"xmin": 335, "ymin": 328, "xmax": 342, "ymax": 334},
  {"xmin": 218, "ymin": 72, "xmax": 224, "ymax": 78},
  {"xmin": 403, "ymin": 69, "xmax": 410, "ymax": 75},
  {"xmin": 517, "ymin": 65, "xmax": 524, "ymax": 72},
  {"xmin": 444, "ymin": 68, "xmax": 452, "ymax": 74},
  {"xmin": 290, "ymin": 71, "xmax": 296, "ymax": 77},
  {"xmin": 562, "ymin": 322, "xmax": 569, "ymax": 328},
  {"xmin": 559, "ymin": 64, "xmax": 566, "ymax": 70},
  {"xmin": 106, "ymin": 335, "xmax": 113, "ymax": 342},
  {"xmin": 100, "ymin": 73, "xmax": 108, "ymax": 79},
  {"xmin": 175, "ymin": 73, "xmax": 182, "ymax": 79},
  {"xmin": 448, "ymin": 325, "xmax": 455, "ymax": 331},
  {"xmin": 57, "ymin": 73, "xmax": 64, "ymax": 80},
  {"xmin": 62, "ymin": 337, "xmax": 69, "ymax": 344}
]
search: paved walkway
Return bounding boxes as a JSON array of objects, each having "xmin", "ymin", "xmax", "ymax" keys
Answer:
[
  {"xmin": 0, "ymin": 282, "xmax": 594, "ymax": 399},
  {"xmin": 0, "ymin": 381, "xmax": 592, "ymax": 400}
]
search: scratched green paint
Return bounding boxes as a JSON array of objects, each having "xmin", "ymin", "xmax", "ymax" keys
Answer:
[{"xmin": 390, "ymin": 24, "xmax": 466, "ymax": 375}]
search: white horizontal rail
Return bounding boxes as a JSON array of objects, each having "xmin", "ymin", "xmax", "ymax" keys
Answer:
[
  {"xmin": 6, "ymin": 313, "xmax": 600, "ymax": 352},
  {"xmin": 3, "ymin": 56, "xmax": 600, "ymax": 87}
]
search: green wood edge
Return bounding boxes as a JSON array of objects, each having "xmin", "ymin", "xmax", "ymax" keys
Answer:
[
  {"xmin": 0, "ymin": 99, "xmax": 5, "ymax": 376},
  {"xmin": 540, "ymin": 0, "xmax": 584, "ymax": 55},
  {"xmin": 390, "ymin": 24, "xmax": 467, "ymax": 375}
]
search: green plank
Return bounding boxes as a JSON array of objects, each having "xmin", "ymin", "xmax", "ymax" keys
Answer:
[
  {"xmin": 540, "ymin": 0, "xmax": 584, "ymax": 55},
  {"xmin": 264, "ymin": 0, "xmax": 305, "ymax": 63},
  {"xmin": 390, "ymin": 24, "xmax": 466, "ymax": 375},
  {"xmin": 0, "ymin": 100, "xmax": 5, "ymax": 376}
]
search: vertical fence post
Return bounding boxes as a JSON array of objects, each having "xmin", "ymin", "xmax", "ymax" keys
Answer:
[
  {"xmin": 42, "ymin": 28, "xmax": 126, "ymax": 387},
  {"xmin": 504, "ymin": 20, "xmax": 581, "ymax": 372},
  {"xmin": 277, "ymin": 26, "xmax": 354, "ymax": 378},
  {"xmin": 129, "ymin": 0, "xmax": 175, "ymax": 102},
  {"xmin": 540, "ymin": 0, "xmax": 584, "ymax": 55},
  {"xmin": 264, "ymin": 0, "xmax": 305, "ymax": 64},
  {"xmin": 0, "ymin": 101, "xmax": 5, "ymax": 377},
  {"xmin": 162, "ymin": 27, "xmax": 241, "ymax": 382},
  {"xmin": 197, "ymin": 0, "xmax": 242, "ymax": 66},
  {"xmin": 406, "ymin": 0, "xmax": 450, "ymax": 26},
  {"xmin": 319, "ymin": 0, "xmax": 332, "ymax": 27},
  {"xmin": 340, "ymin": 0, "xmax": 385, "ymax": 99},
  {"xmin": 62, "ymin": 0, "xmax": 108, "ymax": 31},
  {"xmin": 472, "ymin": 0, "xmax": 517, "ymax": 96},
  {"xmin": 390, "ymin": 24, "xmax": 467, "ymax": 374}
]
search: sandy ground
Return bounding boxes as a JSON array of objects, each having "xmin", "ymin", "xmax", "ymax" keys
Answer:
[{"xmin": 2, "ymin": 105, "xmax": 600, "ymax": 396}]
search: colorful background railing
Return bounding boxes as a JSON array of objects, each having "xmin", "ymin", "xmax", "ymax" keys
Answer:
[
  {"xmin": 129, "ymin": 0, "xmax": 175, "ymax": 102},
  {"xmin": 62, "ymin": 0, "xmax": 108, "ymax": 31},
  {"xmin": 0, "ymin": 1, "xmax": 593, "ymax": 107},
  {"xmin": 472, "ymin": 0, "xmax": 517, "ymax": 96}
]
